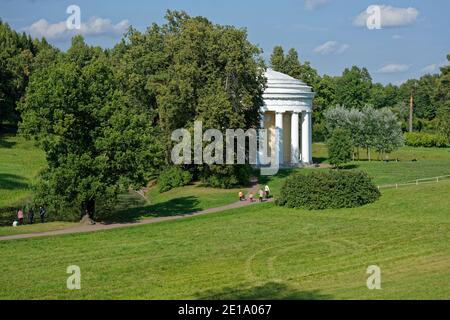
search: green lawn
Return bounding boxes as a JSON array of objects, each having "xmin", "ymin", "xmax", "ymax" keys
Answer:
[
  {"xmin": 1, "ymin": 181, "xmax": 449, "ymax": 299},
  {"xmin": 0, "ymin": 135, "xmax": 46, "ymax": 208},
  {"xmin": 0, "ymin": 135, "xmax": 243, "ymax": 232},
  {"xmin": 98, "ymin": 183, "xmax": 245, "ymax": 223},
  {"xmin": 1, "ymin": 137, "xmax": 449, "ymax": 299},
  {"xmin": 319, "ymin": 143, "xmax": 450, "ymax": 185},
  {"xmin": 0, "ymin": 221, "xmax": 76, "ymax": 237}
]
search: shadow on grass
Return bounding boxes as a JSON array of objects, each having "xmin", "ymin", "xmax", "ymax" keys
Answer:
[
  {"xmin": 0, "ymin": 138, "xmax": 16, "ymax": 149},
  {"xmin": 0, "ymin": 173, "xmax": 28, "ymax": 190},
  {"xmin": 340, "ymin": 163, "xmax": 360, "ymax": 170},
  {"xmin": 99, "ymin": 196, "xmax": 202, "ymax": 224},
  {"xmin": 195, "ymin": 282, "xmax": 332, "ymax": 300},
  {"xmin": 313, "ymin": 157, "xmax": 328, "ymax": 164}
]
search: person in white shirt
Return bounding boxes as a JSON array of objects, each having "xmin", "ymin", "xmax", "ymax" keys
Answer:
[{"xmin": 264, "ymin": 185, "xmax": 270, "ymax": 199}]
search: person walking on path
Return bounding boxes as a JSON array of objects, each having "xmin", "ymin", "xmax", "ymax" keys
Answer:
[
  {"xmin": 264, "ymin": 185, "xmax": 271, "ymax": 199},
  {"xmin": 28, "ymin": 208, "xmax": 34, "ymax": 225},
  {"xmin": 259, "ymin": 189, "xmax": 264, "ymax": 202},
  {"xmin": 239, "ymin": 191, "xmax": 245, "ymax": 201},
  {"xmin": 17, "ymin": 209, "xmax": 24, "ymax": 225},
  {"xmin": 39, "ymin": 206, "xmax": 46, "ymax": 223},
  {"xmin": 248, "ymin": 193, "xmax": 254, "ymax": 203}
]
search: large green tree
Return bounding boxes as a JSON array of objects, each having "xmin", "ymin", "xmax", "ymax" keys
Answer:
[
  {"xmin": 18, "ymin": 36, "xmax": 161, "ymax": 219},
  {"xmin": 115, "ymin": 11, "xmax": 265, "ymax": 187},
  {"xmin": 435, "ymin": 55, "xmax": 450, "ymax": 142},
  {"xmin": 270, "ymin": 46, "xmax": 286, "ymax": 73},
  {"xmin": 335, "ymin": 66, "xmax": 372, "ymax": 110},
  {"xmin": 269, "ymin": 46, "xmax": 319, "ymax": 87},
  {"xmin": 0, "ymin": 20, "xmax": 37, "ymax": 129}
]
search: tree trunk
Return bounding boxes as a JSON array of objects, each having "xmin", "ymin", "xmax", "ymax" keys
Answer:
[
  {"xmin": 86, "ymin": 199, "xmax": 95, "ymax": 220},
  {"xmin": 81, "ymin": 199, "xmax": 96, "ymax": 220}
]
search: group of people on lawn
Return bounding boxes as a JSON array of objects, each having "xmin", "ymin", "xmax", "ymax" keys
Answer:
[
  {"xmin": 239, "ymin": 185, "xmax": 271, "ymax": 203},
  {"xmin": 15, "ymin": 206, "xmax": 46, "ymax": 226},
  {"xmin": 13, "ymin": 186, "xmax": 270, "ymax": 227}
]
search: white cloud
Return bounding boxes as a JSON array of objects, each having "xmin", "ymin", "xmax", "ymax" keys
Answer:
[
  {"xmin": 354, "ymin": 5, "xmax": 419, "ymax": 28},
  {"xmin": 421, "ymin": 64, "xmax": 437, "ymax": 74},
  {"xmin": 377, "ymin": 64, "xmax": 411, "ymax": 74},
  {"xmin": 305, "ymin": 0, "xmax": 328, "ymax": 10},
  {"xmin": 24, "ymin": 16, "xmax": 130, "ymax": 40},
  {"xmin": 392, "ymin": 34, "xmax": 403, "ymax": 40},
  {"xmin": 313, "ymin": 41, "xmax": 349, "ymax": 55}
]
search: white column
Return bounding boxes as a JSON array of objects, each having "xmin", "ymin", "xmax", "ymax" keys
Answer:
[
  {"xmin": 291, "ymin": 112, "xmax": 300, "ymax": 164},
  {"xmin": 257, "ymin": 113, "xmax": 265, "ymax": 166},
  {"xmin": 302, "ymin": 111, "xmax": 312, "ymax": 164},
  {"xmin": 275, "ymin": 112, "xmax": 284, "ymax": 165}
]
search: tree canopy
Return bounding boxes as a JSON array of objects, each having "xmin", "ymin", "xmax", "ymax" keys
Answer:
[
  {"xmin": 18, "ymin": 36, "xmax": 161, "ymax": 217},
  {"xmin": 16, "ymin": 11, "xmax": 267, "ymax": 217}
]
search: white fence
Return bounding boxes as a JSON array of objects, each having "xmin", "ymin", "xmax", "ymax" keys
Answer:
[{"xmin": 377, "ymin": 175, "xmax": 450, "ymax": 190}]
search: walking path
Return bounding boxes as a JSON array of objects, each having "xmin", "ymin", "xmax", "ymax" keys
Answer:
[{"xmin": 0, "ymin": 178, "xmax": 273, "ymax": 242}]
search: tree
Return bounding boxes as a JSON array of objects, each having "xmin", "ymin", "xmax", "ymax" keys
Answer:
[
  {"xmin": 324, "ymin": 105, "xmax": 348, "ymax": 135},
  {"xmin": 335, "ymin": 66, "xmax": 372, "ymax": 109},
  {"xmin": 327, "ymin": 128, "xmax": 353, "ymax": 168},
  {"xmin": 0, "ymin": 21, "xmax": 38, "ymax": 130},
  {"xmin": 346, "ymin": 108, "xmax": 364, "ymax": 160},
  {"xmin": 360, "ymin": 106, "xmax": 379, "ymax": 161},
  {"xmin": 18, "ymin": 37, "xmax": 161, "ymax": 219},
  {"xmin": 398, "ymin": 76, "xmax": 439, "ymax": 123},
  {"xmin": 114, "ymin": 11, "xmax": 265, "ymax": 188},
  {"xmin": 314, "ymin": 75, "xmax": 336, "ymax": 122},
  {"xmin": 374, "ymin": 108, "xmax": 404, "ymax": 159},
  {"xmin": 325, "ymin": 105, "xmax": 403, "ymax": 162},
  {"xmin": 270, "ymin": 46, "xmax": 285, "ymax": 72},
  {"xmin": 299, "ymin": 60, "xmax": 320, "ymax": 89},
  {"xmin": 283, "ymin": 48, "xmax": 303, "ymax": 80},
  {"xmin": 435, "ymin": 55, "xmax": 450, "ymax": 142},
  {"xmin": 270, "ymin": 46, "xmax": 320, "ymax": 88}
]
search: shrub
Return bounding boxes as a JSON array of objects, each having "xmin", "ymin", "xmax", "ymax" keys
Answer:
[
  {"xmin": 277, "ymin": 171, "xmax": 380, "ymax": 210},
  {"xmin": 327, "ymin": 129, "xmax": 353, "ymax": 168},
  {"xmin": 158, "ymin": 167, "xmax": 192, "ymax": 193},
  {"xmin": 313, "ymin": 122, "xmax": 327, "ymax": 142},
  {"xmin": 404, "ymin": 132, "xmax": 448, "ymax": 148},
  {"xmin": 200, "ymin": 165, "xmax": 251, "ymax": 189}
]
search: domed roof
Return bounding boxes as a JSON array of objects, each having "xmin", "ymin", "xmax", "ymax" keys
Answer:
[{"xmin": 263, "ymin": 68, "xmax": 314, "ymax": 99}]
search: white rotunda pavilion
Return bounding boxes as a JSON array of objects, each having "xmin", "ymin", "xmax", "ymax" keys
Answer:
[{"xmin": 261, "ymin": 68, "xmax": 315, "ymax": 165}]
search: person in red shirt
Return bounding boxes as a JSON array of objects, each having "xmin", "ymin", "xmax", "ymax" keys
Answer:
[{"xmin": 17, "ymin": 209, "xmax": 24, "ymax": 225}]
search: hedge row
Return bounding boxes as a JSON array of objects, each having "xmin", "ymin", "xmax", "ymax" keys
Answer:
[
  {"xmin": 404, "ymin": 132, "xmax": 448, "ymax": 148},
  {"xmin": 277, "ymin": 171, "xmax": 381, "ymax": 210}
]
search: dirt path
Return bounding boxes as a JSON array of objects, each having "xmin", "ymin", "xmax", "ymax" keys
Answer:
[{"xmin": 0, "ymin": 178, "xmax": 272, "ymax": 242}]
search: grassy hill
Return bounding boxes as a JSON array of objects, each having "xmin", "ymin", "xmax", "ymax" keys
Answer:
[
  {"xmin": 1, "ymin": 135, "xmax": 450, "ymax": 299},
  {"xmin": 0, "ymin": 135, "xmax": 46, "ymax": 208},
  {"xmin": 0, "ymin": 181, "xmax": 449, "ymax": 299}
]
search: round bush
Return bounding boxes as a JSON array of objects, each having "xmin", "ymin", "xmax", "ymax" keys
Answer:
[
  {"xmin": 277, "ymin": 171, "xmax": 380, "ymax": 210},
  {"xmin": 158, "ymin": 167, "xmax": 192, "ymax": 193}
]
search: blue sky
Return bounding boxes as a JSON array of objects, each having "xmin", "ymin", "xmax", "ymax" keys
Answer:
[{"xmin": 1, "ymin": 0, "xmax": 449, "ymax": 85}]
